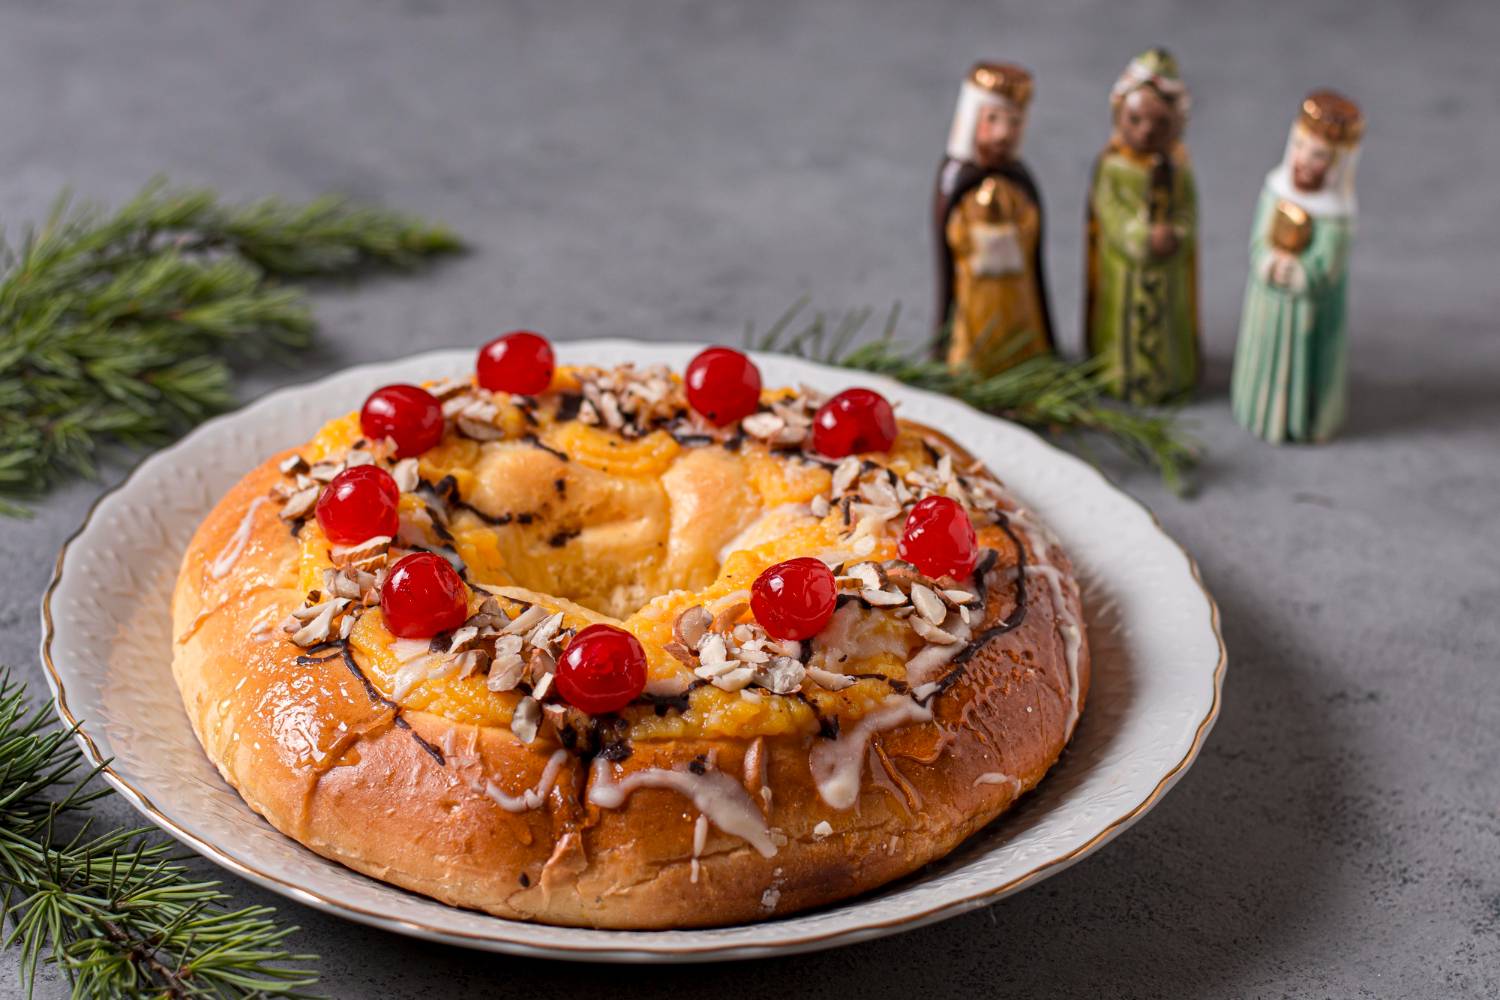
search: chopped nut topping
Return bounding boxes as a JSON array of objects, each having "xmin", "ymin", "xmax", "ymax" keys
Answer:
[
  {"xmin": 711, "ymin": 601, "xmax": 749, "ymax": 634},
  {"xmin": 510, "ymin": 696, "xmax": 541, "ymax": 744},
  {"xmin": 805, "ymin": 666, "xmax": 857, "ymax": 691},
  {"xmin": 279, "ymin": 485, "xmax": 320, "ymax": 521},
  {"xmin": 673, "ymin": 605, "xmax": 712, "ymax": 651},
  {"xmin": 330, "ymin": 535, "xmax": 391, "ymax": 572},
  {"xmin": 391, "ymin": 458, "xmax": 420, "ymax": 493},
  {"xmin": 910, "ymin": 616, "xmax": 960, "ymax": 645},
  {"xmin": 910, "ymin": 583, "xmax": 946, "ymax": 625},
  {"xmin": 831, "ymin": 456, "xmax": 861, "ymax": 496}
]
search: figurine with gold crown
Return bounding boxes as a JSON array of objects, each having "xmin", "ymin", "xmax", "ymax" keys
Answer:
[
  {"xmin": 1231, "ymin": 90, "xmax": 1365, "ymax": 443},
  {"xmin": 932, "ymin": 62, "xmax": 1055, "ymax": 375},
  {"xmin": 1085, "ymin": 48, "xmax": 1199, "ymax": 404}
]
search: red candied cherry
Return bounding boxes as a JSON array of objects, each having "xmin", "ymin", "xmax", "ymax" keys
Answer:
[
  {"xmin": 380, "ymin": 552, "xmax": 469, "ymax": 638},
  {"xmin": 898, "ymin": 496, "xmax": 978, "ymax": 579},
  {"xmin": 361, "ymin": 384, "xmax": 444, "ymax": 458},
  {"xmin": 811, "ymin": 387, "xmax": 898, "ymax": 457},
  {"xmin": 315, "ymin": 465, "xmax": 400, "ymax": 544},
  {"xmin": 556, "ymin": 624, "xmax": 647, "ymax": 715},
  {"xmin": 477, "ymin": 330, "xmax": 555, "ymax": 395},
  {"xmin": 685, "ymin": 346, "xmax": 762, "ymax": 427},
  {"xmin": 751, "ymin": 557, "xmax": 837, "ymax": 641}
]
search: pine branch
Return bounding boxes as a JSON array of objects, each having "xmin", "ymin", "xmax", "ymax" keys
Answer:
[
  {"xmin": 753, "ymin": 300, "xmax": 1198, "ymax": 493},
  {"xmin": 0, "ymin": 670, "xmax": 319, "ymax": 999},
  {"xmin": 0, "ymin": 180, "xmax": 463, "ymax": 516}
]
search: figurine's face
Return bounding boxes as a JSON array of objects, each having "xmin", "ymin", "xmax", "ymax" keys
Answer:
[
  {"xmin": 1290, "ymin": 128, "xmax": 1335, "ymax": 192},
  {"xmin": 972, "ymin": 102, "xmax": 1025, "ymax": 167},
  {"xmin": 1116, "ymin": 86, "xmax": 1177, "ymax": 156}
]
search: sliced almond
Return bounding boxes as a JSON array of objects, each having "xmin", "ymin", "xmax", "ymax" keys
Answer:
[
  {"xmin": 663, "ymin": 641, "xmax": 698, "ymax": 667},
  {"xmin": 831, "ymin": 456, "xmax": 861, "ymax": 495},
  {"xmin": 711, "ymin": 601, "xmax": 749, "ymax": 634},
  {"xmin": 755, "ymin": 656, "xmax": 804, "ymax": 694},
  {"xmin": 457, "ymin": 417, "xmax": 506, "ymax": 441},
  {"xmin": 910, "ymin": 583, "xmax": 946, "ymax": 625},
  {"xmin": 527, "ymin": 647, "xmax": 557, "ymax": 679},
  {"xmin": 447, "ymin": 626, "xmax": 482, "ymax": 655},
  {"xmin": 860, "ymin": 588, "xmax": 907, "ymax": 607},
  {"xmin": 807, "ymin": 666, "xmax": 857, "ymax": 691},
  {"xmin": 307, "ymin": 461, "xmax": 343, "ymax": 483},
  {"xmin": 697, "ymin": 633, "xmax": 729, "ymax": 668},
  {"xmin": 848, "ymin": 562, "xmax": 882, "ymax": 591},
  {"xmin": 672, "ymin": 605, "xmax": 712, "ymax": 650},
  {"xmin": 709, "ymin": 666, "xmax": 756, "ymax": 692},
  {"xmin": 910, "ymin": 616, "xmax": 960, "ymax": 645},
  {"xmin": 487, "ymin": 653, "xmax": 525, "ymax": 692},
  {"xmin": 510, "ymin": 696, "xmax": 541, "ymax": 744},
  {"xmin": 391, "ymin": 458, "xmax": 420, "ymax": 493},
  {"xmin": 502, "ymin": 605, "xmax": 549, "ymax": 635},
  {"xmin": 531, "ymin": 671, "xmax": 554, "ymax": 701},
  {"xmin": 526, "ymin": 612, "xmax": 565, "ymax": 650},
  {"xmin": 279, "ymin": 486, "xmax": 320, "ymax": 521}
]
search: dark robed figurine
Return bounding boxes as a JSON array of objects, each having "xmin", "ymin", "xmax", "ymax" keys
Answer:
[
  {"xmin": 932, "ymin": 62, "xmax": 1054, "ymax": 375},
  {"xmin": 1085, "ymin": 48, "xmax": 1200, "ymax": 404}
]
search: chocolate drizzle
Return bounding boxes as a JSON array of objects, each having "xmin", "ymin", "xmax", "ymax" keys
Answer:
[
  {"xmin": 522, "ymin": 434, "xmax": 569, "ymax": 463},
  {"xmin": 335, "ymin": 640, "xmax": 447, "ymax": 766},
  {"xmin": 920, "ymin": 518, "xmax": 1028, "ymax": 703}
]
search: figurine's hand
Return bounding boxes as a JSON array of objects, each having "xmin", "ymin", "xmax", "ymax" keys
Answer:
[
  {"xmin": 1148, "ymin": 223, "xmax": 1179, "ymax": 258},
  {"xmin": 1268, "ymin": 252, "xmax": 1308, "ymax": 292}
]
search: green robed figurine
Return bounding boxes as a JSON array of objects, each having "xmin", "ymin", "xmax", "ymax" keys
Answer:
[
  {"xmin": 1231, "ymin": 90, "xmax": 1365, "ymax": 443},
  {"xmin": 1085, "ymin": 48, "xmax": 1199, "ymax": 404}
]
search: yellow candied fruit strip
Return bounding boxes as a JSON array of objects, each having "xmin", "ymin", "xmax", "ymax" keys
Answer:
[
  {"xmin": 549, "ymin": 422, "xmax": 680, "ymax": 477},
  {"xmin": 449, "ymin": 527, "xmax": 513, "ymax": 588},
  {"xmin": 296, "ymin": 522, "xmax": 335, "ymax": 594},
  {"xmin": 743, "ymin": 448, "xmax": 830, "ymax": 506},
  {"xmin": 420, "ymin": 437, "xmax": 483, "ymax": 481},
  {"xmin": 305, "ymin": 412, "xmax": 364, "ymax": 462}
]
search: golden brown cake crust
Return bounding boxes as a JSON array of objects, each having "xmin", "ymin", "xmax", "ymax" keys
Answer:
[{"xmin": 171, "ymin": 421, "xmax": 1089, "ymax": 929}]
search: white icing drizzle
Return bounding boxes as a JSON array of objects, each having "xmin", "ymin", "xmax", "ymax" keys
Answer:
[
  {"xmin": 690, "ymin": 813, "xmax": 709, "ymax": 884},
  {"xmin": 1025, "ymin": 563, "xmax": 1083, "ymax": 738},
  {"xmin": 1005, "ymin": 503, "xmax": 1084, "ymax": 739},
  {"xmin": 973, "ymin": 771, "xmax": 1022, "ymax": 795},
  {"xmin": 587, "ymin": 758, "xmax": 777, "ymax": 858},
  {"xmin": 808, "ymin": 696, "xmax": 933, "ymax": 809},
  {"xmin": 484, "ymin": 749, "xmax": 569, "ymax": 813},
  {"xmin": 904, "ymin": 616, "xmax": 974, "ymax": 689},
  {"xmin": 209, "ymin": 497, "xmax": 267, "ymax": 579}
]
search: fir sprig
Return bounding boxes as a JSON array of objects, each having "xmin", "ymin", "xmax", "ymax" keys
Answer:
[
  {"xmin": 0, "ymin": 180, "xmax": 462, "ymax": 516},
  {"xmin": 0, "ymin": 670, "xmax": 318, "ymax": 999},
  {"xmin": 753, "ymin": 301, "xmax": 1198, "ymax": 493}
]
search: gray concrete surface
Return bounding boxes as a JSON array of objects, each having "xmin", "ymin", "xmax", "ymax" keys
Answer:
[{"xmin": 2, "ymin": 0, "xmax": 1497, "ymax": 996}]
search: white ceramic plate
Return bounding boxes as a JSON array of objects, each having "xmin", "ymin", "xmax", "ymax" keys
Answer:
[{"xmin": 40, "ymin": 341, "xmax": 1224, "ymax": 962}]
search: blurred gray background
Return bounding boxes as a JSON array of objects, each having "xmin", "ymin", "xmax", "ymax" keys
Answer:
[{"xmin": 2, "ymin": 1, "xmax": 1497, "ymax": 996}]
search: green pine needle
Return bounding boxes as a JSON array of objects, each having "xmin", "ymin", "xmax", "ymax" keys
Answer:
[
  {"xmin": 0, "ymin": 179, "xmax": 463, "ymax": 516},
  {"xmin": 0, "ymin": 670, "xmax": 319, "ymax": 998},
  {"xmin": 753, "ymin": 299, "xmax": 1198, "ymax": 494}
]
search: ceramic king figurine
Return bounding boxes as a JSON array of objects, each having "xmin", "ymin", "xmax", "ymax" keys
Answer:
[
  {"xmin": 1231, "ymin": 90, "xmax": 1365, "ymax": 443},
  {"xmin": 1085, "ymin": 48, "xmax": 1199, "ymax": 404},
  {"xmin": 932, "ymin": 62, "xmax": 1054, "ymax": 375}
]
